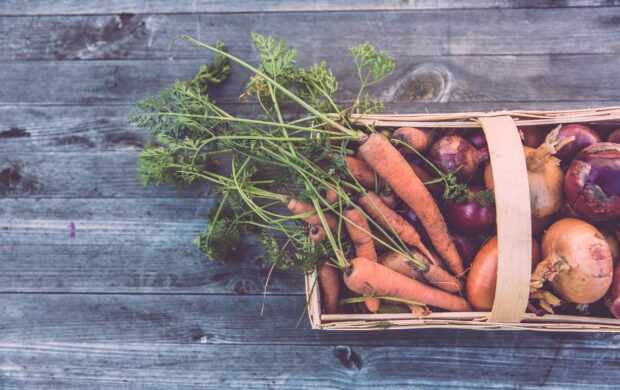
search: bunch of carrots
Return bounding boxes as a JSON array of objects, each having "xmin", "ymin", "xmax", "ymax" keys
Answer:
[{"xmin": 131, "ymin": 34, "xmax": 620, "ymax": 319}]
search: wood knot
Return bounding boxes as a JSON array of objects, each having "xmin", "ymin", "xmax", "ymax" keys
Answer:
[
  {"xmin": 233, "ymin": 279, "xmax": 258, "ymax": 294},
  {"xmin": 333, "ymin": 346, "xmax": 363, "ymax": 372},
  {"xmin": 390, "ymin": 64, "xmax": 452, "ymax": 102}
]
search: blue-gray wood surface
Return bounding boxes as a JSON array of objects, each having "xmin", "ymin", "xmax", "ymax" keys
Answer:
[{"xmin": 2, "ymin": 1, "xmax": 620, "ymax": 389}]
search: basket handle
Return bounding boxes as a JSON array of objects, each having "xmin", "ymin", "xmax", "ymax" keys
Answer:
[{"xmin": 479, "ymin": 115, "xmax": 532, "ymax": 323}]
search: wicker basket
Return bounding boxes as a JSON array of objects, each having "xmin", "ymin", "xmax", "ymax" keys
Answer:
[{"xmin": 306, "ymin": 106, "xmax": 620, "ymax": 331}]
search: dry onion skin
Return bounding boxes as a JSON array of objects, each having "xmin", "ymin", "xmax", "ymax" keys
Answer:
[{"xmin": 531, "ymin": 218, "xmax": 613, "ymax": 309}]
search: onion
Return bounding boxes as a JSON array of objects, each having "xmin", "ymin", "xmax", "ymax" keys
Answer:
[
  {"xmin": 565, "ymin": 142, "xmax": 620, "ymax": 222},
  {"xmin": 519, "ymin": 125, "xmax": 549, "ymax": 148},
  {"xmin": 532, "ymin": 215, "xmax": 554, "ymax": 236},
  {"xmin": 607, "ymin": 128, "xmax": 620, "ymax": 144},
  {"xmin": 379, "ymin": 188, "xmax": 398, "ymax": 210},
  {"xmin": 465, "ymin": 128, "xmax": 488, "ymax": 150},
  {"xmin": 554, "ymin": 124, "xmax": 601, "ymax": 163},
  {"xmin": 444, "ymin": 186, "xmax": 496, "ymax": 234},
  {"xmin": 531, "ymin": 218, "xmax": 613, "ymax": 307},
  {"xmin": 467, "ymin": 236, "xmax": 541, "ymax": 311},
  {"xmin": 429, "ymin": 135, "xmax": 488, "ymax": 182},
  {"xmin": 485, "ymin": 126, "xmax": 572, "ymax": 219},
  {"xmin": 452, "ymin": 233, "xmax": 482, "ymax": 268},
  {"xmin": 602, "ymin": 228, "xmax": 619, "ymax": 263}
]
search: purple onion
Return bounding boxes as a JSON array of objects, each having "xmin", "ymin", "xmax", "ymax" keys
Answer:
[
  {"xmin": 444, "ymin": 186, "xmax": 496, "ymax": 234},
  {"xmin": 451, "ymin": 233, "xmax": 482, "ymax": 268},
  {"xmin": 565, "ymin": 142, "xmax": 620, "ymax": 221},
  {"xmin": 465, "ymin": 128, "xmax": 488, "ymax": 150},
  {"xmin": 429, "ymin": 135, "xmax": 488, "ymax": 182},
  {"xmin": 607, "ymin": 129, "xmax": 620, "ymax": 144},
  {"xmin": 555, "ymin": 124, "xmax": 601, "ymax": 162}
]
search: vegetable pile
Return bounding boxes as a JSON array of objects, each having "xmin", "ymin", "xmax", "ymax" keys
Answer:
[{"xmin": 130, "ymin": 34, "xmax": 620, "ymax": 319}]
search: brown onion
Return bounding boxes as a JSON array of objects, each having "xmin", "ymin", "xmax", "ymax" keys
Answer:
[
  {"xmin": 467, "ymin": 236, "xmax": 541, "ymax": 311},
  {"xmin": 532, "ymin": 218, "xmax": 613, "ymax": 306}
]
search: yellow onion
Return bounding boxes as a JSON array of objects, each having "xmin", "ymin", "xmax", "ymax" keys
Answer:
[
  {"xmin": 531, "ymin": 218, "xmax": 613, "ymax": 307},
  {"xmin": 485, "ymin": 126, "xmax": 573, "ymax": 219}
]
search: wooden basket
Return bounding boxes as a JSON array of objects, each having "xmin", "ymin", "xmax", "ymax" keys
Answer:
[{"xmin": 306, "ymin": 106, "xmax": 620, "ymax": 331}]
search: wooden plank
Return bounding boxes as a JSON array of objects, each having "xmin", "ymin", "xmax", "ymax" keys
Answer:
[
  {"xmin": 2, "ymin": 8, "xmax": 620, "ymax": 61},
  {"xmin": 1, "ymin": 342, "xmax": 620, "ymax": 389},
  {"xmin": 1, "ymin": 0, "xmax": 617, "ymax": 15},
  {"xmin": 3, "ymin": 294, "xmax": 620, "ymax": 348},
  {"xmin": 0, "ymin": 151, "xmax": 212, "ymax": 197},
  {"xmin": 0, "ymin": 198, "xmax": 300, "ymax": 293},
  {"xmin": 2, "ymin": 55, "xmax": 620, "ymax": 105},
  {"xmin": 4, "ymin": 101, "xmax": 620, "ymax": 152}
]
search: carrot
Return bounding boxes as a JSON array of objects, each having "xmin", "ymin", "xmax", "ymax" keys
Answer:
[
  {"xmin": 358, "ymin": 134, "xmax": 465, "ymax": 275},
  {"xmin": 359, "ymin": 191, "xmax": 436, "ymax": 264},
  {"xmin": 287, "ymin": 198, "xmax": 337, "ymax": 232},
  {"xmin": 309, "ymin": 225, "xmax": 327, "ymax": 244},
  {"xmin": 344, "ymin": 257, "xmax": 471, "ymax": 312},
  {"xmin": 393, "ymin": 127, "xmax": 434, "ymax": 154},
  {"xmin": 379, "ymin": 251, "xmax": 462, "ymax": 293},
  {"xmin": 325, "ymin": 188, "xmax": 338, "ymax": 204},
  {"xmin": 343, "ymin": 208, "xmax": 380, "ymax": 312},
  {"xmin": 344, "ymin": 208, "xmax": 377, "ymax": 262},
  {"xmin": 346, "ymin": 156, "xmax": 376, "ymax": 189},
  {"xmin": 318, "ymin": 263, "xmax": 340, "ymax": 314}
]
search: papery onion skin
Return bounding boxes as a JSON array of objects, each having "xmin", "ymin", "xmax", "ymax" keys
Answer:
[
  {"xmin": 429, "ymin": 135, "xmax": 488, "ymax": 182},
  {"xmin": 444, "ymin": 186, "xmax": 496, "ymax": 234},
  {"xmin": 542, "ymin": 218, "xmax": 613, "ymax": 304},
  {"xmin": 565, "ymin": 142, "xmax": 620, "ymax": 222},
  {"xmin": 467, "ymin": 236, "xmax": 540, "ymax": 311},
  {"xmin": 606, "ymin": 129, "xmax": 620, "ymax": 144},
  {"xmin": 555, "ymin": 124, "xmax": 600, "ymax": 162}
]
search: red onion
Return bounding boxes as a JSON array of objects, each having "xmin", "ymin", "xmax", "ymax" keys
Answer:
[
  {"xmin": 565, "ymin": 142, "xmax": 620, "ymax": 221},
  {"xmin": 429, "ymin": 135, "xmax": 488, "ymax": 182},
  {"xmin": 452, "ymin": 233, "xmax": 482, "ymax": 268},
  {"xmin": 607, "ymin": 129, "xmax": 620, "ymax": 144},
  {"xmin": 555, "ymin": 124, "xmax": 600, "ymax": 162},
  {"xmin": 519, "ymin": 126, "xmax": 548, "ymax": 148},
  {"xmin": 444, "ymin": 186, "xmax": 496, "ymax": 234},
  {"xmin": 465, "ymin": 128, "xmax": 488, "ymax": 150}
]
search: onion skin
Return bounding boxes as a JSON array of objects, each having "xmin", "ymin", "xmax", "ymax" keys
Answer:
[
  {"xmin": 607, "ymin": 129, "xmax": 620, "ymax": 144},
  {"xmin": 466, "ymin": 128, "xmax": 488, "ymax": 150},
  {"xmin": 467, "ymin": 236, "xmax": 541, "ymax": 311},
  {"xmin": 444, "ymin": 186, "xmax": 496, "ymax": 234},
  {"xmin": 605, "ymin": 262, "xmax": 620, "ymax": 318},
  {"xmin": 565, "ymin": 142, "xmax": 620, "ymax": 222},
  {"xmin": 429, "ymin": 135, "xmax": 488, "ymax": 182},
  {"xmin": 536, "ymin": 218, "xmax": 613, "ymax": 304},
  {"xmin": 554, "ymin": 124, "xmax": 600, "ymax": 162}
]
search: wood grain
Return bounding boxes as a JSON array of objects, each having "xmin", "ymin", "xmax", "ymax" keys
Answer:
[
  {"xmin": 0, "ymin": 198, "xmax": 299, "ymax": 293},
  {"xmin": 2, "ymin": 8, "xmax": 620, "ymax": 61},
  {"xmin": 2, "ymin": 55, "xmax": 620, "ymax": 105},
  {"xmin": 2, "ymin": 342, "xmax": 620, "ymax": 389},
  {"xmin": 2, "ymin": 0, "xmax": 618, "ymax": 15}
]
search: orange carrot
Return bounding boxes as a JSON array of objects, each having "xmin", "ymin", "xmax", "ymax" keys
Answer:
[
  {"xmin": 319, "ymin": 263, "xmax": 340, "ymax": 314},
  {"xmin": 287, "ymin": 198, "xmax": 337, "ymax": 232},
  {"xmin": 343, "ymin": 208, "xmax": 380, "ymax": 312},
  {"xmin": 358, "ymin": 134, "xmax": 465, "ymax": 275},
  {"xmin": 325, "ymin": 188, "xmax": 338, "ymax": 204},
  {"xmin": 379, "ymin": 251, "xmax": 462, "ymax": 294},
  {"xmin": 359, "ymin": 191, "xmax": 436, "ymax": 264},
  {"xmin": 309, "ymin": 225, "xmax": 327, "ymax": 244},
  {"xmin": 346, "ymin": 156, "xmax": 376, "ymax": 189},
  {"xmin": 393, "ymin": 127, "xmax": 434, "ymax": 154},
  {"xmin": 344, "ymin": 257, "xmax": 470, "ymax": 312}
]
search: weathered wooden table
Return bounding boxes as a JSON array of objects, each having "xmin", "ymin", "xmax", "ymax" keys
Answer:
[{"xmin": 1, "ymin": 1, "xmax": 620, "ymax": 388}]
